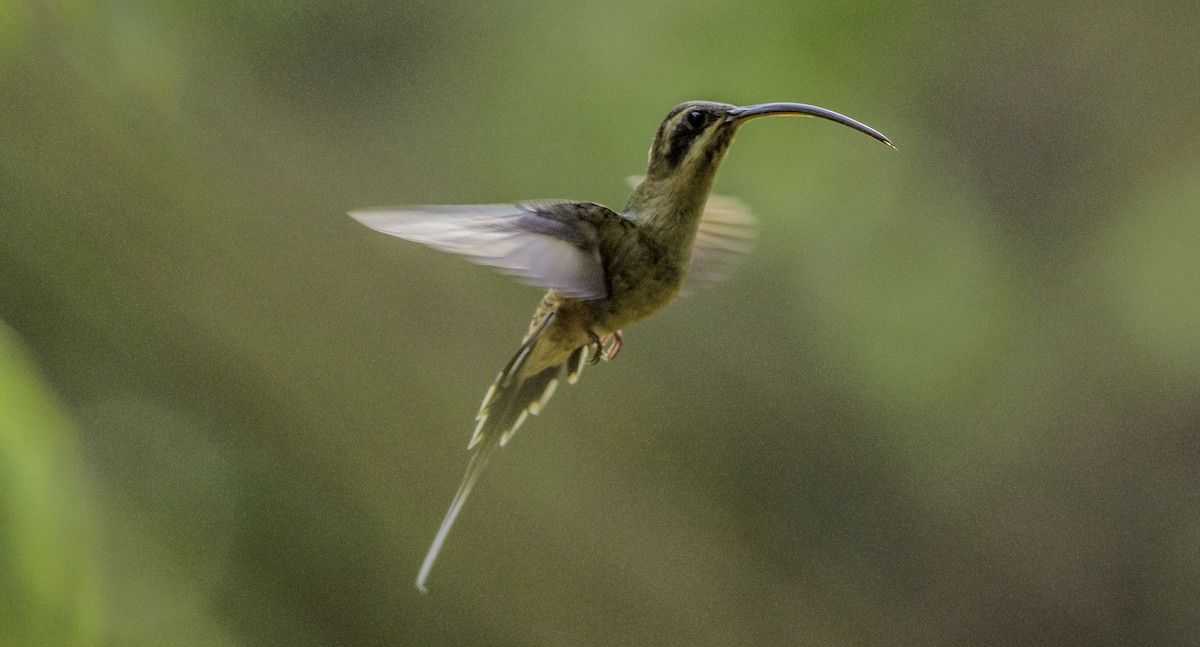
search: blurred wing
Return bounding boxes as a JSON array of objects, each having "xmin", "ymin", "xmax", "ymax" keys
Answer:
[
  {"xmin": 625, "ymin": 175, "xmax": 757, "ymax": 292},
  {"xmin": 349, "ymin": 203, "xmax": 609, "ymax": 300},
  {"xmin": 687, "ymin": 193, "xmax": 757, "ymax": 292}
]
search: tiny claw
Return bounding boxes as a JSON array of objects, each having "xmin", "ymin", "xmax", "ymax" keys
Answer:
[
  {"xmin": 601, "ymin": 330, "xmax": 623, "ymax": 361},
  {"xmin": 587, "ymin": 330, "xmax": 603, "ymax": 365},
  {"xmin": 585, "ymin": 329, "xmax": 625, "ymax": 364},
  {"xmin": 585, "ymin": 329, "xmax": 624, "ymax": 364}
]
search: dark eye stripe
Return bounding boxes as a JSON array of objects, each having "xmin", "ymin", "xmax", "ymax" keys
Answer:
[
  {"xmin": 664, "ymin": 128, "xmax": 693, "ymax": 169},
  {"xmin": 663, "ymin": 110, "xmax": 709, "ymax": 169}
]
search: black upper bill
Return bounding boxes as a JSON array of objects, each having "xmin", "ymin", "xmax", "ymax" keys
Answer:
[{"xmin": 726, "ymin": 102, "xmax": 895, "ymax": 149}]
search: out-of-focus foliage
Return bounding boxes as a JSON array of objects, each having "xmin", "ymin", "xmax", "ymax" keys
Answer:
[
  {"xmin": 0, "ymin": 325, "xmax": 100, "ymax": 647},
  {"xmin": 2, "ymin": 0, "xmax": 1198, "ymax": 645}
]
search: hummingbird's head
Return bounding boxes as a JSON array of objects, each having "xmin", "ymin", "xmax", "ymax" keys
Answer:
[
  {"xmin": 644, "ymin": 100, "xmax": 894, "ymax": 184},
  {"xmin": 645, "ymin": 101, "xmax": 739, "ymax": 183}
]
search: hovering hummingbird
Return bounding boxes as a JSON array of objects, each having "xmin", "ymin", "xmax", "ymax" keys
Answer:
[{"xmin": 350, "ymin": 100, "xmax": 893, "ymax": 591}]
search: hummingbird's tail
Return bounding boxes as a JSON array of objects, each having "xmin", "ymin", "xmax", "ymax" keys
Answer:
[
  {"xmin": 416, "ymin": 312, "xmax": 585, "ymax": 592},
  {"xmin": 415, "ymin": 436, "xmax": 497, "ymax": 593},
  {"xmin": 470, "ymin": 311, "xmax": 568, "ymax": 450}
]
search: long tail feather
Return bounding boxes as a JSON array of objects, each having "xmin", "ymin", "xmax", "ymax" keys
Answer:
[
  {"xmin": 415, "ymin": 312, "xmax": 567, "ymax": 592},
  {"xmin": 416, "ymin": 439, "xmax": 497, "ymax": 592}
]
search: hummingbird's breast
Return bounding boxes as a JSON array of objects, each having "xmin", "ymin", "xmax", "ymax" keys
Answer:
[{"xmin": 596, "ymin": 225, "xmax": 690, "ymax": 331}]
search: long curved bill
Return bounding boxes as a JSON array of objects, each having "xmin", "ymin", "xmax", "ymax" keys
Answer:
[{"xmin": 726, "ymin": 102, "xmax": 895, "ymax": 149}]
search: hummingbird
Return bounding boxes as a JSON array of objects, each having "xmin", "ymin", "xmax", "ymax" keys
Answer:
[{"xmin": 350, "ymin": 100, "xmax": 893, "ymax": 591}]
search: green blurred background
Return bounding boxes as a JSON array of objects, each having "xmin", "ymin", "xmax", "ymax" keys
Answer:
[{"xmin": 3, "ymin": 1, "xmax": 1199, "ymax": 645}]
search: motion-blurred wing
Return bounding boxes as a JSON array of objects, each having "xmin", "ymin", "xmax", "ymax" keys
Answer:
[
  {"xmin": 686, "ymin": 193, "xmax": 757, "ymax": 292},
  {"xmin": 349, "ymin": 203, "xmax": 610, "ymax": 300}
]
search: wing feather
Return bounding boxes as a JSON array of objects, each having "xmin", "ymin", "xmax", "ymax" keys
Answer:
[
  {"xmin": 349, "ymin": 203, "xmax": 610, "ymax": 300},
  {"xmin": 687, "ymin": 193, "xmax": 757, "ymax": 290}
]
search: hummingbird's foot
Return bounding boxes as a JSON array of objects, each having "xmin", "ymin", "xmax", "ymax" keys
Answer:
[
  {"xmin": 603, "ymin": 330, "xmax": 623, "ymax": 361},
  {"xmin": 585, "ymin": 329, "xmax": 624, "ymax": 365},
  {"xmin": 586, "ymin": 330, "xmax": 603, "ymax": 365}
]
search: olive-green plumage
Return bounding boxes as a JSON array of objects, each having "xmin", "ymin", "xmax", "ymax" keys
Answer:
[{"xmin": 349, "ymin": 100, "xmax": 893, "ymax": 591}]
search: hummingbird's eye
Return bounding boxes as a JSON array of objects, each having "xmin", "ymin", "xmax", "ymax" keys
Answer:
[{"xmin": 684, "ymin": 110, "xmax": 707, "ymax": 130}]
